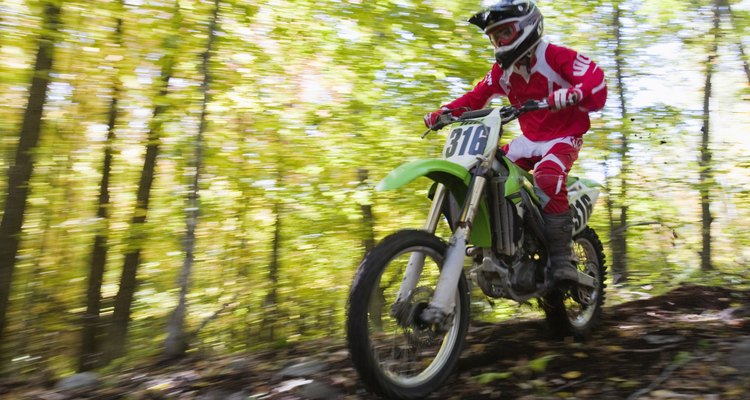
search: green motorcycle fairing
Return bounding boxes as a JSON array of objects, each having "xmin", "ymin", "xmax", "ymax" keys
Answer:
[
  {"xmin": 502, "ymin": 156, "xmax": 600, "ymax": 202},
  {"xmin": 375, "ymin": 156, "xmax": 597, "ymax": 247},
  {"xmin": 376, "ymin": 159, "xmax": 492, "ymax": 247},
  {"xmin": 501, "ymin": 156, "xmax": 540, "ymax": 204}
]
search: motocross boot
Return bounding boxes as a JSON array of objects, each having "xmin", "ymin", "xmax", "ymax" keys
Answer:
[{"xmin": 542, "ymin": 210, "xmax": 579, "ymax": 284}]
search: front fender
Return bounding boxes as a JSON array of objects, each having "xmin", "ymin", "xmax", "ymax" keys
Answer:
[{"xmin": 376, "ymin": 159, "xmax": 491, "ymax": 247}]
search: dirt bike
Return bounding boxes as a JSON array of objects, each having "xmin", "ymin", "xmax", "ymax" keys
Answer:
[{"xmin": 346, "ymin": 100, "xmax": 607, "ymax": 399}]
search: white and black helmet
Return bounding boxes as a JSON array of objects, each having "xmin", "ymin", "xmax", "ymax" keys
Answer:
[{"xmin": 468, "ymin": 0, "xmax": 544, "ymax": 69}]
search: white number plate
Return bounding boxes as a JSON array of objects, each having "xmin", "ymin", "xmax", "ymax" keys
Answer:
[{"xmin": 442, "ymin": 123, "xmax": 489, "ymax": 167}]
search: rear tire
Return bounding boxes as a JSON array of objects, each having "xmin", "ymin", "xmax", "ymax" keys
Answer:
[
  {"xmin": 542, "ymin": 226, "xmax": 606, "ymax": 338},
  {"xmin": 347, "ymin": 229, "xmax": 470, "ymax": 399}
]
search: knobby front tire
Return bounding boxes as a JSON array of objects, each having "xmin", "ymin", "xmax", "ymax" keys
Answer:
[
  {"xmin": 542, "ymin": 226, "xmax": 607, "ymax": 339},
  {"xmin": 346, "ymin": 229, "xmax": 470, "ymax": 400}
]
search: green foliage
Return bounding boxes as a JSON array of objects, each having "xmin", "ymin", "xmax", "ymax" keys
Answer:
[
  {"xmin": 476, "ymin": 371, "xmax": 513, "ymax": 384},
  {"xmin": 528, "ymin": 354, "xmax": 558, "ymax": 373}
]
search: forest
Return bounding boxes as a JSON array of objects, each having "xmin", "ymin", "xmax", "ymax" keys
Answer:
[{"xmin": 0, "ymin": 0, "xmax": 749, "ymax": 398}]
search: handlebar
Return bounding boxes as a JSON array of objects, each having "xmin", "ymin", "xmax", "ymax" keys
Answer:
[{"xmin": 422, "ymin": 99, "xmax": 549, "ymax": 138}]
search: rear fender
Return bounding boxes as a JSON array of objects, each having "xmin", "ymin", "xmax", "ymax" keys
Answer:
[{"xmin": 376, "ymin": 159, "xmax": 492, "ymax": 247}]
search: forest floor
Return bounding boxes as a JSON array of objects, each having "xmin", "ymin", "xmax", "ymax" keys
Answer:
[{"xmin": 2, "ymin": 284, "xmax": 750, "ymax": 400}]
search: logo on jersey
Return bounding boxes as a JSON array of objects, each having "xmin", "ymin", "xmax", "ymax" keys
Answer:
[
  {"xmin": 572, "ymin": 54, "xmax": 591, "ymax": 77},
  {"xmin": 483, "ymin": 70, "xmax": 493, "ymax": 86}
]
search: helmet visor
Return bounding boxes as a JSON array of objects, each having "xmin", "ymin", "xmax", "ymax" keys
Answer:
[{"xmin": 488, "ymin": 21, "xmax": 520, "ymax": 47}]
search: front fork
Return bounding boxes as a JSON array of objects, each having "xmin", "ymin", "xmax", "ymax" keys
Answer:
[
  {"xmin": 393, "ymin": 184, "xmax": 447, "ymax": 307},
  {"xmin": 393, "ymin": 177, "xmax": 487, "ymax": 326}
]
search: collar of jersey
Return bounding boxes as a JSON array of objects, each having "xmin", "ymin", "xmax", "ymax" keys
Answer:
[{"xmin": 500, "ymin": 39, "xmax": 548, "ymax": 85}]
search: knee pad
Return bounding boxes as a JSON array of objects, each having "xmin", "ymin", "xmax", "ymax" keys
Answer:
[{"xmin": 533, "ymin": 164, "xmax": 568, "ymax": 214}]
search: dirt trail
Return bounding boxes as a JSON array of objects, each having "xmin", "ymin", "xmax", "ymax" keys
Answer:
[{"xmin": 2, "ymin": 284, "xmax": 749, "ymax": 399}]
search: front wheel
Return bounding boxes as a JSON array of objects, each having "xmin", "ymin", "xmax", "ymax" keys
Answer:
[
  {"xmin": 346, "ymin": 229, "xmax": 470, "ymax": 400},
  {"xmin": 542, "ymin": 226, "xmax": 607, "ymax": 338}
]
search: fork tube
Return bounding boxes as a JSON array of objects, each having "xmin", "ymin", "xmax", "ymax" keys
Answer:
[
  {"xmin": 394, "ymin": 184, "xmax": 447, "ymax": 304},
  {"xmin": 424, "ymin": 183, "xmax": 447, "ymax": 233},
  {"xmin": 423, "ymin": 176, "xmax": 487, "ymax": 323}
]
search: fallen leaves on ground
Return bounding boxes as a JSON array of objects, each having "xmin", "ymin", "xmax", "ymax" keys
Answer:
[{"xmin": 1, "ymin": 284, "xmax": 749, "ymax": 399}]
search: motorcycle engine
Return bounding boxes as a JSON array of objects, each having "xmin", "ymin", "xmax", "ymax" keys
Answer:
[
  {"xmin": 509, "ymin": 258, "xmax": 538, "ymax": 294},
  {"xmin": 473, "ymin": 251, "xmax": 543, "ymax": 299}
]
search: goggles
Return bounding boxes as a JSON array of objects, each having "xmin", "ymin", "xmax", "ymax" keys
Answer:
[
  {"xmin": 488, "ymin": 21, "xmax": 521, "ymax": 47},
  {"xmin": 486, "ymin": 12, "xmax": 541, "ymax": 48}
]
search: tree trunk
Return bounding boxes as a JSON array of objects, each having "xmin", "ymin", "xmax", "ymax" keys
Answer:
[
  {"xmin": 18, "ymin": 215, "xmax": 52, "ymax": 363},
  {"xmin": 603, "ymin": 155, "xmax": 617, "ymax": 278},
  {"xmin": 78, "ymin": 12, "xmax": 123, "ymax": 373},
  {"xmin": 699, "ymin": 1, "xmax": 720, "ymax": 271},
  {"xmin": 0, "ymin": 1, "xmax": 60, "ymax": 360},
  {"xmin": 236, "ymin": 115, "xmax": 255, "ymax": 345},
  {"xmin": 358, "ymin": 168, "xmax": 384, "ymax": 328},
  {"xmin": 610, "ymin": 2, "xmax": 629, "ymax": 284},
  {"xmin": 724, "ymin": 1, "xmax": 750, "ymax": 84},
  {"xmin": 358, "ymin": 168, "xmax": 375, "ymax": 253},
  {"xmin": 164, "ymin": 0, "xmax": 220, "ymax": 359},
  {"xmin": 260, "ymin": 129, "xmax": 285, "ymax": 341},
  {"xmin": 103, "ymin": 40, "xmax": 177, "ymax": 364},
  {"xmin": 262, "ymin": 201, "xmax": 282, "ymax": 341}
]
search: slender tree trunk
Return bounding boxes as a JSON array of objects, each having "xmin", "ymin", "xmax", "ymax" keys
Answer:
[
  {"xmin": 19, "ymin": 214, "xmax": 52, "ymax": 362},
  {"xmin": 735, "ymin": 35, "xmax": 750, "ymax": 85},
  {"xmin": 358, "ymin": 168, "xmax": 384, "ymax": 328},
  {"xmin": 237, "ymin": 116, "xmax": 255, "ymax": 345},
  {"xmin": 164, "ymin": 0, "xmax": 220, "ymax": 359},
  {"xmin": 699, "ymin": 1, "xmax": 720, "ymax": 271},
  {"xmin": 78, "ymin": 12, "xmax": 123, "ymax": 372},
  {"xmin": 261, "ymin": 129, "xmax": 284, "ymax": 341},
  {"xmin": 103, "ymin": 32, "xmax": 178, "ymax": 363},
  {"xmin": 358, "ymin": 168, "xmax": 375, "ymax": 253},
  {"xmin": 262, "ymin": 200, "xmax": 282, "ymax": 341},
  {"xmin": 724, "ymin": 1, "xmax": 750, "ymax": 84},
  {"xmin": 610, "ymin": 2, "xmax": 629, "ymax": 283},
  {"xmin": 603, "ymin": 155, "xmax": 616, "ymax": 273},
  {"xmin": 0, "ymin": 1, "xmax": 61, "ymax": 360}
]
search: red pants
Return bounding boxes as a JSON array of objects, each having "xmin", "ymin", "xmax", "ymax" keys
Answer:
[{"xmin": 501, "ymin": 135, "xmax": 582, "ymax": 214}]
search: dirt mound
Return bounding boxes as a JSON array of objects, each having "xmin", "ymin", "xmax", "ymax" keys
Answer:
[{"xmin": 613, "ymin": 284, "xmax": 747, "ymax": 316}]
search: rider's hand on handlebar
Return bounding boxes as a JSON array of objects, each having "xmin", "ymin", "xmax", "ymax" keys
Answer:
[
  {"xmin": 547, "ymin": 87, "xmax": 582, "ymax": 111},
  {"xmin": 423, "ymin": 107, "xmax": 466, "ymax": 131},
  {"xmin": 424, "ymin": 108, "xmax": 449, "ymax": 130}
]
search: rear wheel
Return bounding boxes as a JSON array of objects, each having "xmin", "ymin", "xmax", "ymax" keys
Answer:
[
  {"xmin": 347, "ymin": 229, "xmax": 470, "ymax": 399},
  {"xmin": 542, "ymin": 227, "xmax": 606, "ymax": 338}
]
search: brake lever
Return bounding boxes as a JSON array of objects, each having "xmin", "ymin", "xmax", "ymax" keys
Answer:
[{"xmin": 422, "ymin": 113, "xmax": 455, "ymax": 138}]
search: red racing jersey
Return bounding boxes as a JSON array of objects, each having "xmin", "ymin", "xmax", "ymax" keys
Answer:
[{"xmin": 443, "ymin": 40, "xmax": 607, "ymax": 141}]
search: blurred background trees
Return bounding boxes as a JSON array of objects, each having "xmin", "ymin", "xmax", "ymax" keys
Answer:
[{"xmin": 0, "ymin": 0, "xmax": 748, "ymax": 377}]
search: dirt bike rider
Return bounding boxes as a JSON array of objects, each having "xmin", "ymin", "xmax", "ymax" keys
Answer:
[{"xmin": 424, "ymin": 0, "xmax": 607, "ymax": 284}]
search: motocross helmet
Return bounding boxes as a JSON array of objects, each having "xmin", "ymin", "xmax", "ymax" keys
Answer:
[{"xmin": 468, "ymin": 0, "xmax": 543, "ymax": 70}]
